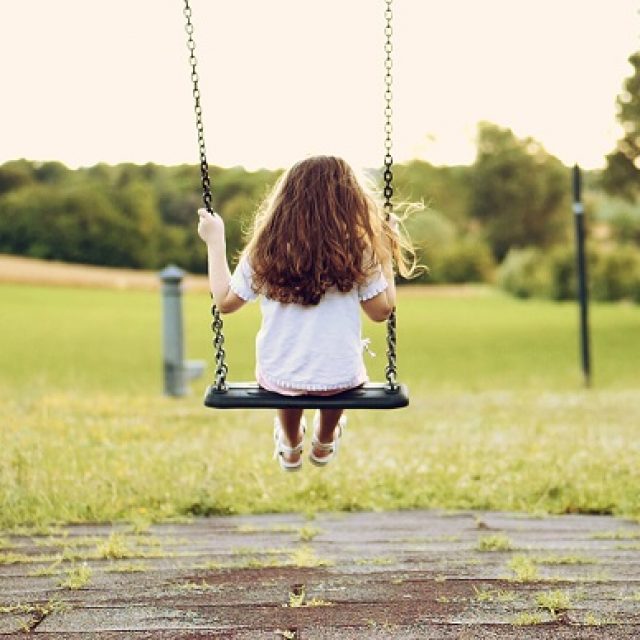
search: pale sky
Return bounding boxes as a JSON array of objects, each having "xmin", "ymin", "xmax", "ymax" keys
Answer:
[{"xmin": 1, "ymin": 1, "xmax": 638, "ymax": 171}]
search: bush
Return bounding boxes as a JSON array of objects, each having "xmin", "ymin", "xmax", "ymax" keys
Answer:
[
  {"xmin": 405, "ymin": 208, "xmax": 457, "ymax": 248},
  {"xmin": 428, "ymin": 238, "xmax": 495, "ymax": 284},
  {"xmin": 546, "ymin": 245, "xmax": 577, "ymax": 300},
  {"xmin": 591, "ymin": 194, "xmax": 640, "ymax": 244},
  {"xmin": 498, "ymin": 244, "xmax": 640, "ymax": 303},
  {"xmin": 497, "ymin": 248, "xmax": 550, "ymax": 298},
  {"xmin": 590, "ymin": 245, "xmax": 640, "ymax": 302}
]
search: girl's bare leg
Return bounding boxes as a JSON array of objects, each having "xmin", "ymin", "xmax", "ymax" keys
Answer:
[
  {"xmin": 277, "ymin": 408, "xmax": 305, "ymax": 463},
  {"xmin": 312, "ymin": 408, "xmax": 344, "ymax": 460}
]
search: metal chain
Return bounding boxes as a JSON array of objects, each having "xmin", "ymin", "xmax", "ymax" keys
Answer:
[
  {"xmin": 385, "ymin": 309, "xmax": 398, "ymax": 390},
  {"xmin": 383, "ymin": 0, "xmax": 398, "ymax": 391},
  {"xmin": 211, "ymin": 304, "xmax": 229, "ymax": 390},
  {"xmin": 184, "ymin": 0, "xmax": 213, "ymax": 214},
  {"xmin": 383, "ymin": 0, "xmax": 394, "ymax": 218},
  {"xmin": 183, "ymin": 0, "xmax": 228, "ymax": 391}
]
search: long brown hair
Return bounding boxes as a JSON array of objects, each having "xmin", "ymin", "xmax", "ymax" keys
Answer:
[{"xmin": 244, "ymin": 155, "xmax": 418, "ymax": 305}]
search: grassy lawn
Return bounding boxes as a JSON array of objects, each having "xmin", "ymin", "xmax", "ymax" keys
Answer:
[{"xmin": 1, "ymin": 282, "xmax": 639, "ymax": 529}]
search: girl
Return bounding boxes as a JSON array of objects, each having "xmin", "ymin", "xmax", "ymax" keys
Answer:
[{"xmin": 197, "ymin": 155, "xmax": 418, "ymax": 471}]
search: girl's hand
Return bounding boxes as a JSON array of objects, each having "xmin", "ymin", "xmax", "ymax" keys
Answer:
[{"xmin": 197, "ymin": 208, "xmax": 225, "ymax": 246}]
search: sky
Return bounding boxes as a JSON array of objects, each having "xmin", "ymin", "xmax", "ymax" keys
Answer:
[{"xmin": 1, "ymin": 1, "xmax": 638, "ymax": 172}]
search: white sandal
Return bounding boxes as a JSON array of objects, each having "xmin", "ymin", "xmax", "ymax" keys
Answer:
[
  {"xmin": 273, "ymin": 416, "xmax": 306, "ymax": 472},
  {"xmin": 309, "ymin": 413, "xmax": 346, "ymax": 467}
]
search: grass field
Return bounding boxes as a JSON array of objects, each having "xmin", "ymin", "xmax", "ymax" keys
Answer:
[{"xmin": 1, "ymin": 276, "xmax": 639, "ymax": 530}]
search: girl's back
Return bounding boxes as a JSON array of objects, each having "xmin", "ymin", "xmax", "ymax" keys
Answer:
[{"xmin": 230, "ymin": 250, "xmax": 387, "ymax": 394}]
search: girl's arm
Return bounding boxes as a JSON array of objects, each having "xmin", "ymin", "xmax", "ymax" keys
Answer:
[
  {"xmin": 361, "ymin": 216, "xmax": 398, "ymax": 322},
  {"xmin": 197, "ymin": 208, "xmax": 245, "ymax": 314},
  {"xmin": 360, "ymin": 259, "xmax": 395, "ymax": 322}
]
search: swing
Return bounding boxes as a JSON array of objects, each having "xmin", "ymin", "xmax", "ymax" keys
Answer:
[{"xmin": 183, "ymin": 0, "xmax": 409, "ymax": 410}]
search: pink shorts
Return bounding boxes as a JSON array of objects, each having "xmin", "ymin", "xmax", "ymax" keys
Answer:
[{"xmin": 257, "ymin": 371, "xmax": 364, "ymax": 397}]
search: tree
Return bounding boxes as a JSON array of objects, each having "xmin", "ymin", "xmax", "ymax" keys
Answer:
[
  {"xmin": 0, "ymin": 159, "xmax": 35, "ymax": 195},
  {"xmin": 395, "ymin": 159, "xmax": 471, "ymax": 228},
  {"xmin": 34, "ymin": 161, "xmax": 69, "ymax": 184},
  {"xmin": 602, "ymin": 51, "xmax": 640, "ymax": 201},
  {"xmin": 470, "ymin": 122, "xmax": 569, "ymax": 260},
  {"xmin": 112, "ymin": 181, "xmax": 163, "ymax": 268},
  {"xmin": 0, "ymin": 183, "xmax": 136, "ymax": 265}
]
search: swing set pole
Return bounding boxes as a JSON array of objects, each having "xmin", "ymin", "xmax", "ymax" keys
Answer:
[{"xmin": 572, "ymin": 164, "xmax": 591, "ymax": 387}]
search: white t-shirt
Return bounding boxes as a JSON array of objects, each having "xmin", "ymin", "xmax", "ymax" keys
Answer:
[{"xmin": 229, "ymin": 256, "xmax": 388, "ymax": 392}]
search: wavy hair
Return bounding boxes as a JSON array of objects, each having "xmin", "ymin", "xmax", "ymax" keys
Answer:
[{"xmin": 244, "ymin": 155, "xmax": 420, "ymax": 305}]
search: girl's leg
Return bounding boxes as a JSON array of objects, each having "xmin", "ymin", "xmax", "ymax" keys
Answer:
[
  {"xmin": 277, "ymin": 408, "xmax": 305, "ymax": 463},
  {"xmin": 312, "ymin": 409, "xmax": 344, "ymax": 460}
]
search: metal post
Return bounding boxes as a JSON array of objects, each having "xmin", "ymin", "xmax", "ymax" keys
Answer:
[
  {"xmin": 572, "ymin": 164, "xmax": 591, "ymax": 387},
  {"xmin": 159, "ymin": 265, "xmax": 187, "ymax": 396}
]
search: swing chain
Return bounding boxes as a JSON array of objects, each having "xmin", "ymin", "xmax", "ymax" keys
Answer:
[
  {"xmin": 184, "ymin": 0, "xmax": 213, "ymax": 214},
  {"xmin": 211, "ymin": 305, "xmax": 229, "ymax": 390},
  {"xmin": 385, "ymin": 308, "xmax": 398, "ymax": 389},
  {"xmin": 383, "ymin": 0, "xmax": 394, "ymax": 217},
  {"xmin": 184, "ymin": 0, "xmax": 228, "ymax": 391},
  {"xmin": 383, "ymin": 0, "xmax": 398, "ymax": 392}
]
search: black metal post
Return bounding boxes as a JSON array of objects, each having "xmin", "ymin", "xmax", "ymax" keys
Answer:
[{"xmin": 572, "ymin": 164, "xmax": 591, "ymax": 387}]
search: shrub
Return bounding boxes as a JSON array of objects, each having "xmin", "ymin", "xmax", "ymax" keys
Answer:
[
  {"xmin": 405, "ymin": 209, "xmax": 457, "ymax": 248},
  {"xmin": 546, "ymin": 245, "xmax": 577, "ymax": 301},
  {"xmin": 428, "ymin": 238, "xmax": 495, "ymax": 284},
  {"xmin": 608, "ymin": 207, "xmax": 640, "ymax": 244},
  {"xmin": 594, "ymin": 192, "xmax": 640, "ymax": 243},
  {"xmin": 497, "ymin": 248, "xmax": 550, "ymax": 298},
  {"xmin": 590, "ymin": 245, "xmax": 640, "ymax": 302},
  {"xmin": 498, "ymin": 244, "xmax": 640, "ymax": 303}
]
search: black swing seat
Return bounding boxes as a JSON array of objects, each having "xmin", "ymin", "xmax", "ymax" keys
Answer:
[{"xmin": 204, "ymin": 382, "xmax": 409, "ymax": 410}]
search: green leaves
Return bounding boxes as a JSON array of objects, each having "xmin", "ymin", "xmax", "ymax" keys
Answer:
[{"xmin": 603, "ymin": 51, "xmax": 640, "ymax": 200}]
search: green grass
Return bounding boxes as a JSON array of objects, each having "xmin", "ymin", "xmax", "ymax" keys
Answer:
[
  {"xmin": 2, "ymin": 284, "xmax": 639, "ymax": 393},
  {"xmin": 512, "ymin": 611, "xmax": 545, "ymax": 626},
  {"xmin": 0, "ymin": 283, "xmax": 639, "ymax": 529},
  {"xmin": 59, "ymin": 562, "xmax": 92, "ymax": 589},
  {"xmin": 477, "ymin": 534, "xmax": 513, "ymax": 552},
  {"xmin": 507, "ymin": 556, "xmax": 540, "ymax": 583},
  {"xmin": 534, "ymin": 589, "xmax": 572, "ymax": 616}
]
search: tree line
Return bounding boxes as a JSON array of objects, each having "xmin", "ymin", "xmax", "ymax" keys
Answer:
[
  {"xmin": 0, "ymin": 122, "xmax": 577, "ymax": 272},
  {"xmin": 0, "ymin": 160, "xmax": 275, "ymax": 275},
  {"xmin": 0, "ymin": 117, "xmax": 638, "ymax": 300}
]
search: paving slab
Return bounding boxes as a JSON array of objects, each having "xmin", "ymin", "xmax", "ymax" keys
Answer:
[{"xmin": 1, "ymin": 510, "xmax": 639, "ymax": 638}]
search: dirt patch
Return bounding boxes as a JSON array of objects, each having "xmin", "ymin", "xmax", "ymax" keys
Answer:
[{"xmin": 0, "ymin": 254, "xmax": 209, "ymax": 292}]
